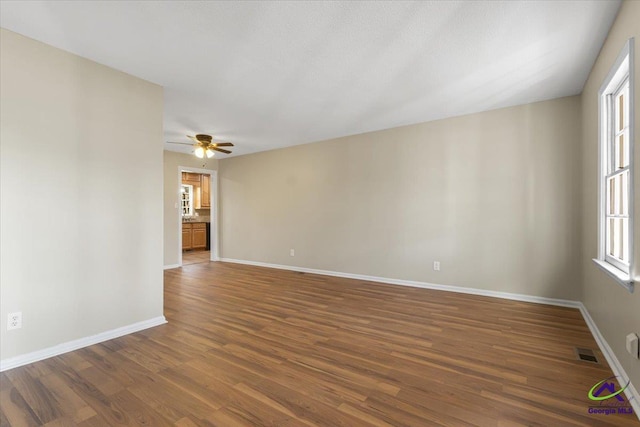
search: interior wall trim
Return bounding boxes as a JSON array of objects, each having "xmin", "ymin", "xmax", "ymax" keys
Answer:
[
  {"xmin": 220, "ymin": 257, "xmax": 639, "ymax": 419},
  {"xmin": 219, "ymin": 258, "xmax": 580, "ymax": 306},
  {"xmin": 578, "ymin": 303, "xmax": 640, "ymax": 417},
  {"xmin": 164, "ymin": 264, "xmax": 181, "ymax": 270},
  {"xmin": 0, "ymin": 316, "xmax": 167, "ymax": 372}
]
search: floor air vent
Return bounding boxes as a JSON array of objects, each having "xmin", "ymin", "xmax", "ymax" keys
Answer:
[{"xmin": 575, "ymin": 348, "xmax": 599, "ymax": 364}]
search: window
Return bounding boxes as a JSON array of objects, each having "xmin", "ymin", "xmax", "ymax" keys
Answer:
[
  {"xmin": 605, "ymin": 77, "xmax": 630, "ymax": 269},
  {"xmin": 181, "ymin": 184, "xmax": 194, "ymax": 217},
  {"xmin": 595, "ymin": 38, "xmax": 635, "ymax": 292}
]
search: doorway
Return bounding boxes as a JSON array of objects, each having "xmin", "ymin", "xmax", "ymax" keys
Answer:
[{"xmin": 177, "ymin": 166, "xmax": 219, "ymax": 266}]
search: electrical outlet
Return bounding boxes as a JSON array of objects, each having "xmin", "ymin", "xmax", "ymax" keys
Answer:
[
  {"xmin": 433, "ymin": 261, "xmax": 440, "ymax": 271},
  {"xmin": 290, "ymin": 249, "xmax": 295, "ymax": 257},
  {"xmin": 7, "ymin": 312, "xmax": 22, "ymax": 330}
]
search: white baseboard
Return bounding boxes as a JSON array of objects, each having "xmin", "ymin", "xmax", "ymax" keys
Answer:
[
  {"xmin": 221, "ymin": 257, "xmax": 639, "ymax": 420},
  {"xmin": 219, "ymin": 258, "xmax": 581, "ymax": 308},
  {"xmin": 164, "ymin": 257, "xmax": 219, "ymax": 270},
  {"xmin": 578, "ymin": 303, "xmax": 640, "ymax": 417},
  {"xmin": 0, "ymin": 316, "xmax": 167, "ymax": 372}
]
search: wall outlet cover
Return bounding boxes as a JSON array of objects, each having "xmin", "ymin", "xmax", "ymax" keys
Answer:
[
  {"xmin": 7, "ymin": 312, "xmax": 22, "ymax": 330},
  {"xmin": 626, "ymin": 333, "xmax": 639, "ymax": 359}
]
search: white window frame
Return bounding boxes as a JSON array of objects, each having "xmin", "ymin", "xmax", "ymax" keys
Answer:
[
  {"xmin": 181, "ymin": 184, "xmax": 194, "ymax": 217},
  {"xmin": 594, "ymin": 38, "xmax": 635, "ymax": 293}
]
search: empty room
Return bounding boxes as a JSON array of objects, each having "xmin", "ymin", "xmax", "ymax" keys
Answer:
[{"xmin": 1, "ymin": 1, "xmax": 639, "ymax": 426}]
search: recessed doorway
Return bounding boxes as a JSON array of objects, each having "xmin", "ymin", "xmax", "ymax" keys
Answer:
[{"xmin": 177, "ymin": 166, "xmax": 219, "ymax": 267}]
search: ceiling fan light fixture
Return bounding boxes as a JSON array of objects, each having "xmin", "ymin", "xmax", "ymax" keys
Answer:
[{"xmin": 167, "ymin": 134, "xmax": 234, "ymax": 157}]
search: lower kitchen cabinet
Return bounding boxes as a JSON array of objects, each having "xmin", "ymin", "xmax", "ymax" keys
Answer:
[
  {"xmin": 192, "ymin": 223, "xmax": 207, "ymax": 249},
  {"xmin": 182, "ymin": 222, "xmax": 207, "ymax": 250},
  {"xmin": 182, "ymin": 224, "xmax": 192, "ymax": 250}
]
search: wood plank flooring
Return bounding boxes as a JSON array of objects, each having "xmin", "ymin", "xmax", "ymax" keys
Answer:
[
  {"xmin": 182, "ymin": 250, "xmax": 211, "ymax": 266},
  {"xmin": 1, "ymin": 261, "xmax": 638, "ymax": 426}
]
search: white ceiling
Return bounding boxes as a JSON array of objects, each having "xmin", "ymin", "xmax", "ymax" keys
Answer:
[{"xmin": 0, "ymin": 1, "xmax": 621, "ymax": 158}]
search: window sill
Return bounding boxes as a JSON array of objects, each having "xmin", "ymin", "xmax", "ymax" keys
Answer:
[{"xmin": 592, "ymin": 259, "xmax": 634, "ymax": 293}]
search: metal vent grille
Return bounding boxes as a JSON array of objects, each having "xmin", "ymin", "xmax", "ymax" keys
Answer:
[{"xmin": 575, "ymin": 347, "xmax": 599, "ymax": 364}]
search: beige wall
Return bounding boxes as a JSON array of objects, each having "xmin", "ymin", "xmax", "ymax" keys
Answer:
[
  {"xmin": 580, "ymin": 0, "xmax": 640, "ymax": 389},
  {"xmin": 220, "ymin": 96, "xmax": 582, "ymax": 300},
  {"xmin": 0, "ymin": 30, "xmax": 164, "ymax": 360},
  {"xmin": 163, "ymin": 151, "xmax": 218, "ymax": 267}
]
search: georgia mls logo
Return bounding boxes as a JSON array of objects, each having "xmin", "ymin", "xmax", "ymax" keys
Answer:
[{"xmin": 587, "ymin": 376, "xmax": 634, "ymax": 416}]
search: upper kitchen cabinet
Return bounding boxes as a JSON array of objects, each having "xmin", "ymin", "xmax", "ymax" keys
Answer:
[
  {"xmin": 201, "ymin": 174, "xmax": 210, "ymax": 208},
  {"xmin": 181, "ymin": 172, "xmax": 210, "ymax": 210},
  {"xmin": 182, "ymin": 172, "xmax": 201, "ymax": 185}
]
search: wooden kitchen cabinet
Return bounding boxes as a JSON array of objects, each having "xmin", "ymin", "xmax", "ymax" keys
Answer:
[
  {"xmin": 182, "ymin": 222, "xmax": 207, "ymax": 251},
  {"xmin": 192, "ymin": 223, "xmax": 207, "ymax": 249},
  {"xmin": 194, "ymin": 185, "xmax": 202, "ymax": 209},
  {"xmin": 182, "ymin": 223, "xmax": 193, "ymax": 250},
  {"xmin": 201, "ymin": 174, "xmax": 210, "ymax": 208},
  {"xmin": 182, "ymin": 172, "xmax": 210, "ymax": 209},
  {"xmin": 182, "ymin": 172, "xmax": 201, "ymax": 185}
]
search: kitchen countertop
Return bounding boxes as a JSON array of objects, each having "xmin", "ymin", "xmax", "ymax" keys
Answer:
[{"xmin": 182, "ymin": 216, "xmax": 210, "ymax": 223}]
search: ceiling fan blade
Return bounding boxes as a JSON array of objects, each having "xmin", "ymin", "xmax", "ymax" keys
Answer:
[
  {"xmin": 167, "ymin": 141, "xmax": 195, "ymax": 145},
  {"xmin": 211, "ymin": 147, "xmax": 232, "ymax": 154},
  {"xmin": 187, "ymin": 135, "xmax": 199, "ymax": 142},
  {"xmin": 213, "ymin": 142, "xmax": 234, "ymax": 147}
]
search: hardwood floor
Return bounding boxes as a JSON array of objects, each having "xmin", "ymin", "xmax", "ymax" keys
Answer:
[
  {"xmin": 182, "ymin": 250, "xmax": 210, "ymax": 266},
  {"xmin": 1, "ymin": 261, "xmax": 638, "ymax": 426}
]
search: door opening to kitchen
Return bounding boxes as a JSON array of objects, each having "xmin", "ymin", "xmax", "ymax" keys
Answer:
[{"xmin": 178, "ymin": 167, "xmax": 217, "ymax": 266}]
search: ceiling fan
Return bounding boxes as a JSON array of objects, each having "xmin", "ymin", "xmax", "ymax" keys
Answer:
[{"xmin": 167, "ymin": 134, "xmax": 234, "ymax": 158}]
